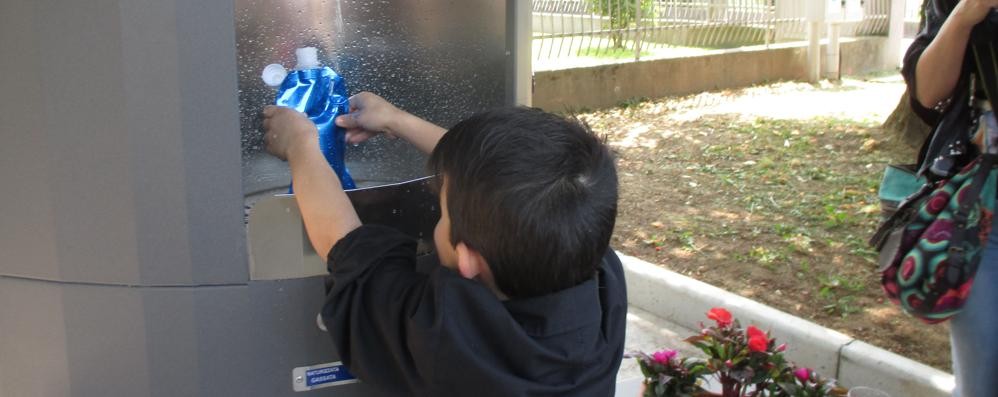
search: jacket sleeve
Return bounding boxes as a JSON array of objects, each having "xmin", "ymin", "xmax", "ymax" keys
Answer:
[
  {"xmin": 320, "ymin": 224, "xmax": 441, "ymax": 396},
  {"xmin": 901, "ymin": 0, "xmax": 954, "ymax": 127}
]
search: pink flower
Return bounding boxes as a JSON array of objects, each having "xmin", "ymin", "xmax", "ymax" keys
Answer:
[
  {"xmin": 651, "ymin": 349, "xmax": 678, "ymax": 365},
  {"xmin": 794, "ymin": 367, "xmax": 811, "ymax": 382},
  {"xmin": 746, "ymin": 326, "xmax": 769, "ymax": 352},
  {"xmin": 776, "ymin": 343, "xmax": 787, "ymax": 352},
  {"xmin": 707, "ymin": 307, "xmax": 733, "ymax": 327}
]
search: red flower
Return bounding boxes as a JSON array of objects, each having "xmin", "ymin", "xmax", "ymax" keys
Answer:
[
  {"xmin": 706, "ymin": 307, "xmax": 733, "ymax": 327},
  {"xmin": 746, "ymin": 326, "xmax": 769, "ymax": 352},
  {"xmin": 748, "ymin": 335, "xmax": 768, "ymax": 352},
  {"xmin": 746, "ymin": 325, "xmax": 766, "ymax": 339}
]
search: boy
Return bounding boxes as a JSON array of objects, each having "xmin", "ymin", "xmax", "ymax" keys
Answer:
[{"xmin": 262, "ymin": 92, "xmax": 626, "ymax": 396}]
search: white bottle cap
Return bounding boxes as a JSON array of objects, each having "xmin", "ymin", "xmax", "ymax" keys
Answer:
[
  {"xmin": 261, "ymin": 63, "xmax": 288, "ymax": 87},
  {"xmin": 295, "ymin": 47, "xmax": 320, "ymax": 69}
]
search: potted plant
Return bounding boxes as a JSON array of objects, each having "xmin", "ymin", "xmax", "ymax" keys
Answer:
[{"xmin": 629, "ymin": 308, "xmax": 849, "ymax": 397}]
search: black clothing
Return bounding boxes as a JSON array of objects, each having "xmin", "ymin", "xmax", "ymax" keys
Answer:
[
  {"xmin": 903, "ymin": 0, "xmax": 968, "ymax": 126},
  {"xmin": 321, "ymin": 224, "xmax": 628, "ymax": 397},
  {"xmin": 901, "ymin": 0, "xmax": 998, "ymax": 177}
]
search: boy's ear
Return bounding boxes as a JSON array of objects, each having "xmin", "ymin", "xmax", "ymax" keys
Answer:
[{"xmin": 455, "ymin": 242, "xmax": 488, "ymax": 280}]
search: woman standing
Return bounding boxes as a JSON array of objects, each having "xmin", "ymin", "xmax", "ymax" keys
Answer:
[{"xmin": 903, "ymin": 0, "xmax": 998, "ymax": 395}]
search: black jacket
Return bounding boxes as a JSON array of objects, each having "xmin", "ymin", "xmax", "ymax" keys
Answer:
[
  {"xmin": 902, "ymin": 0, "xmax": 998, "ymax": 178},
  {"xmin": 321, "ymin": 224, "xmax": 628, "ymax": 397}
]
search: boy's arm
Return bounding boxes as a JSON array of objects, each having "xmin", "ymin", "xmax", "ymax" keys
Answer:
[
  {"xmin": 263, "ymin": 106, "xmax": 361, "ymax": 258},
  {"xmin": 336, "ymin": 92, "xmax": 446, "ymax": 155},
  {"xmin": 321, "ymin": 225, "xmax": 439, "ymax": 395}
]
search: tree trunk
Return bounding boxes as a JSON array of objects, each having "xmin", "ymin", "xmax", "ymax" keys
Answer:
[
  {"xmin": 882, "ymin": 0, "xmax": 933, "ymax": 149},
  {"xmin": 882, "ymin": 91, "xmax": 932, "ymax": 149}
]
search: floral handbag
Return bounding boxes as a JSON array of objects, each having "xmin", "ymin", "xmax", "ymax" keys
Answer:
[
  {"xmin": 870, "ymin": 38, "xmax": 998, "ymax": 323},
  {"xmin": 870, "ymin": 153, "xmax": 997, "ymax": 323}
]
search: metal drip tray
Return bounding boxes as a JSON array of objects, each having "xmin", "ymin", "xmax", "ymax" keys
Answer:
[{"xmin": 246, "ymin": 176, "xmax": 440, "ymax": 280}]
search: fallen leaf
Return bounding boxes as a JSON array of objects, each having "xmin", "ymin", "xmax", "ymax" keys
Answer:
[{"xmin": 860, "ymin": 138, "xmax": 879, "ymax": 152}]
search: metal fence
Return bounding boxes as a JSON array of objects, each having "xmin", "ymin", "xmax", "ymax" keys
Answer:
[{"xmin": 532, "ymin": 0, "xmax": 906, "ymax": 68}]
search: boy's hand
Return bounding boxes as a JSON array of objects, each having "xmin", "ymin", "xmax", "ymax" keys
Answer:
[
  {"xmin": 262, "ymin": 105, "xmax": 318, "ymax": 161},
  {"xmin": 336, "ymin": 92, "xmax": 403, "ymax": 144},
  {"xmin": 262, "ymin": 105, "xmax": 361, "ymax": 257}
]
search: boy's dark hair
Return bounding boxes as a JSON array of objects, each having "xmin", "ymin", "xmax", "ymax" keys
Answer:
[{"xmin": 428, "ymin": 107, "xmax": 618, "ymax": 299}]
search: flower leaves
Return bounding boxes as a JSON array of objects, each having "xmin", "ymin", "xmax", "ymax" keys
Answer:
[{"xmin": 635, "ymin": 307, "xmax": 848, "ymax": 396}]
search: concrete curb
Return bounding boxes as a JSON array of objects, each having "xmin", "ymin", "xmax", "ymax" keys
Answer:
[{"xmin": 618, "ymin": 252, "xmax": 954, "ymax": 397}]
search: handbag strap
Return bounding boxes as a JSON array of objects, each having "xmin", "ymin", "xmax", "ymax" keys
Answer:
[
  {"xmin": 920, "ymin": 33, "xmax": 998, "ymax": 308},
  {"xmin": 922, "ymin": 153, "xmax": 997, "ymax": 311},
  {"xmin": 971, "ymin": 44, "xmax": 998, "ymax": 119},
  {"xmin": 945, "ymin": 40, "xmax": 998, "ymax": 290}
]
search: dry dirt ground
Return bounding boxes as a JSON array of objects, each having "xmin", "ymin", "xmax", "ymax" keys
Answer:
[{"xmin": 576, "ymin": 73, "xmax": 952, "ymax": 371}]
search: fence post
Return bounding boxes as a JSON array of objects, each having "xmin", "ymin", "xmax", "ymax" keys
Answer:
[
  {"xmin": 806, "ymin": 0, "xmax": 823, "ymax": 83},
  {"xmin": 634, "ymin": 0, "xmax": 642, "ymax": 61},
  {"xmin": 826, "ymin": 21, "xmax": 841, "ymax": 80},
  {"xmin": 764, "ymin": 0, "xmax": 773, "ymax": 48},
  {"xmin": 886, "ymin": 0, "xmax": 906, "ymax": 69}
]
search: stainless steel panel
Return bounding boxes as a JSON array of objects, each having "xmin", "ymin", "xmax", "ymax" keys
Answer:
[
  {"xmin": 0, "ymin": 0, "xmax": 246, "ymax": 285},
  {"xmin": 0, "ymin": 276, "xmax": 374, "ymax": 397},
  {"xmin": 249, "ymin": 176, "xmax": 440, "ymax": 280},
  {"xmin": 237, "ymin": 0, "xmax": 508, "ymax": 196},
  {"xmin": 0, "ymin": 277, "xmax": 72, "ymax": 397}
]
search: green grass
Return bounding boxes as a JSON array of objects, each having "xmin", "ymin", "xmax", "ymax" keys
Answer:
[
  {"xmin": 586, "ymin": 79, "xmax": 952, "ymax": 369},
  {"xmin": 577, "ymin": 46, "xmax": 651, "ymax": 59},
  {"xmin": 817, "ymin": 272, "xmax": 867, "ymax": 317},
  {"xmin": 634, "ymin": 114, "xmax": 909, "ymax": 317}
]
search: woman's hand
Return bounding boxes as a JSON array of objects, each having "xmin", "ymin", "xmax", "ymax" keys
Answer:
[
  {"xmin": 952, "ymin": 0, "xmax": 998, "ymax": 30},
  {"xmin": 913, "ymin": 0, "xmax": 998, "ymax": 109}
]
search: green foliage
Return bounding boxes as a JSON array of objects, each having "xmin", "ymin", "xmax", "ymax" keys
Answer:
[
  {"xmin": 816, "ymin": 273, "xmax": 866, "ymax": 317},
  {"xmin": 636, "ymin": 308, "xmax": 851, "ymax": 396},
  {"xmin": 748, "ymin": 246, "xmax": 783, "ymax": 270},
  {"xmin": 632, "ymin": 351, "xmax": 709, "ymax": 397},
  {"xmin": 673, "ymin": 229, "xmax": 699, "ymax": 252},
  {"xmin": 577, "ymin": 46, "xmax": 651, "ymax": 59},
  {"xmin": 584, "ymin": 0, "xmax": 654, "ymax": 48}
]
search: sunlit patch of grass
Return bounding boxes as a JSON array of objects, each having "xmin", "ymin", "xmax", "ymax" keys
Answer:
[{"xmin": 577, "ymin": 46, "xmax": 651, "ymax": 59}]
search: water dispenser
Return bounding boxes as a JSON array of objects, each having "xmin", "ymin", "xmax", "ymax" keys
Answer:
[{"xmin": 0, "ymin": 0, "xmax": 530, "ymax": 395}]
